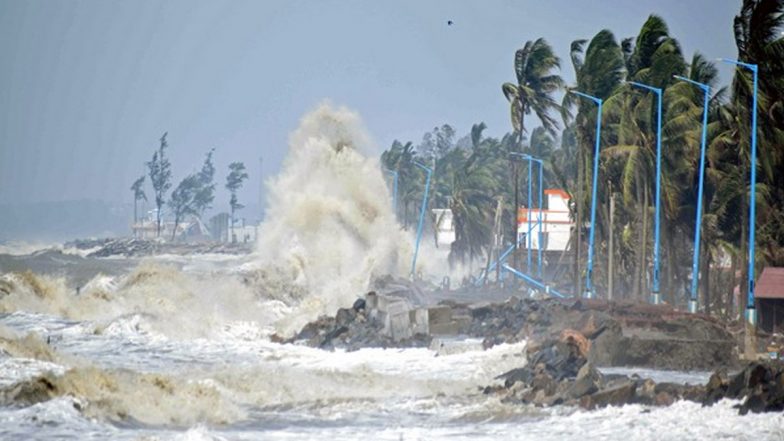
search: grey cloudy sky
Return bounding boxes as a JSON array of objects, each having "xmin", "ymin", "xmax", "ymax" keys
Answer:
[{"xmin": 0, "ymin": 0, "xmax": 741, "ymax": 213}]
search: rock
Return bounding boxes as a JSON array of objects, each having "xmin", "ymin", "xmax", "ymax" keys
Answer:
[
  {"xmin": 703, "ymin": 368, "xmax": 729, "ymax": 405},
  {"xmin": 318, "ymin": 326, "xmax": 348, "ymax": 349},
  {"xmin": 528, "ymin": 340, "xmax": 586, "ymax": 381},
  {"xmin": 335, "ymin": 308, "xmax": 356, "ymax": 328},
  {"xmin": 635, "ymin": 378, "xmax": 657, "ymax": 404},
  {"xmin": 497, "ymin": 367, "xmax": 532, "ymax": 389},
  {"xmin": 352, "ymin": 298, "xmax": 366, "ymax": 312},
  {"xmin": 580, "ymin": 381, "xmax": 636, "ymax": 410},
  {"xmin": 568, "ymin": 362, "xmax": 602, "ymax": 399}
]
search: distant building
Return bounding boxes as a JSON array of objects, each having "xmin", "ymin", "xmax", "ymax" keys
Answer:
[
  {"xmin": 431, "ymin": 208, "xmax": 456, "ymax": 247},
  {"xmin": 756, "ymin": 267, "xmax": 784, "ymax": 333},
  {"xmin": 517, "ymin": 189, "xmax": 574, "ymax": 252}
]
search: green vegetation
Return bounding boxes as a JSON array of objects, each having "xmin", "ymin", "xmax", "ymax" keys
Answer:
[
  {"xmin": 381, "ymin": 0, "xmax": 784, "ymax": 315},
  {"xmin": 226, "ymin": 161, "xmax": 249, "ymax": 241},
  {"xmin": 146, "ymin": 133, "xmax": 172, "ymax": 237}
]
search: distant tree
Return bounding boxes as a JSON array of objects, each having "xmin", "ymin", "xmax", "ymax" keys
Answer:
[
  {"xmin": 193, "ymin": 148, "xmax": 216, "ymax": 217},
  {"xmin": 168, "ymin": 174, "xmax": 200, "ymax": 241},
  {"xmin": 226, "ymin": 161, "xmax": 249, "ymax": 241},
  {"xmin": 130, "ymin": 175, "xmax": 147, "ymax": 226},
  {"xmin": 146, "ymin": 133, "xmax": 172, "ymax": 237}
]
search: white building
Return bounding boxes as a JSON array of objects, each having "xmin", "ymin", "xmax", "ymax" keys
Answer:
[
  {"xmin": 431, "ymin": 208, "xmax": 456, "ymax": 247},
  {"xmin": 517, "ymin": 189, "xmax": 574, "ymax": 252}
]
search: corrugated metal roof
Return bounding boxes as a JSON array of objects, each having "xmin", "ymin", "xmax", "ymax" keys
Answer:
[{"xmin": 756, "ymin": 267, "xmax": 784, "ymax": 299}]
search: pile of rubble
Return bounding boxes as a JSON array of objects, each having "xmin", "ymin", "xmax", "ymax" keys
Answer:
[{"xmin": 487, "ymin": 335, "xmax": 784, "ymax": 414}]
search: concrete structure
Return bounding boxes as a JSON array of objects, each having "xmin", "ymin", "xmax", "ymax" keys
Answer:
[
  {"xmin": 518, "ymin": 189, "xmax": 574, "ymax": 252},
  {"xmin": 756, "ymin": 267, "xmax": 784, "ymax": 333},
  {"xmin": 432, "ymin": 208, "xmax": 456, "ymax": 248},
  {"xmin": 365, "ymin": 291, "xmax": 470, "ymax": 341}
]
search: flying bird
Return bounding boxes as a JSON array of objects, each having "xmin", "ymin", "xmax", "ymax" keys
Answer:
[{"xmin": 447, "ymin": 20, "xmax": 453, "ymax": 26}]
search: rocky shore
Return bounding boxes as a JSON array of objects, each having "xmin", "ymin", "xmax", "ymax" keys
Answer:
[
  {"xmin": 487, "ymin": 336, "xmax": 784, "ymax": 415},
  {"xmin": 287, "ymin": 287, "xmax": 784, "ymax": 414},
  {"xmin": 289, "ymin": 291, "xmax": 738, "ymax": 371},
  {"xmin": 65, "ymin": 238, "xmax": 254, "ymax": 258}
]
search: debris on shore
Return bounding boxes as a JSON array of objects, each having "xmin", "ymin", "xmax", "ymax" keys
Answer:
[
  {"xmin": 289, "ymin": 290, "xmax": 738, "ymax": 372},
  {"xmin": 486, "ymin": 335, "xmax": 784, "ymax": 414}
]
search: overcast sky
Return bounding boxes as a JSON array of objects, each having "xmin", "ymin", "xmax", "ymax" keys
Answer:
[{"xmin": 0, "ymin": 0, "xmax": 742, "ymax": 213}]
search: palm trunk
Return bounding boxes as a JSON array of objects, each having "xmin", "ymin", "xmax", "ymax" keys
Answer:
[
  {"xmin": 739, "ymin": 188, "xmax": 748, "ymax": 318},
  {"xmin": 727, "ymin": 250, "xmax": 738, "ymax": 319},
  {"xmin": 702, "ymin": 250, "xmax": 712, "ymax": 315},
  {"xmin": 171, "ymin": 216, "xmax": 180, "ymax": 242},
  {"xmin": 156, "ymin": 206, "xmax": 162, "ymax": 238},
  {"xmin": 665, "ymin": 227, "xmax": 675, "ymax": 305},
  {"xmin": 635, "ymin": 177, "xmax": 649, "ymax": 302}
]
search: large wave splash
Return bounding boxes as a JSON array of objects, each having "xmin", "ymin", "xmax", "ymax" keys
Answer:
[{"xmin": 250, "ymin": 103, "xmax": 412, "ymax": 335}]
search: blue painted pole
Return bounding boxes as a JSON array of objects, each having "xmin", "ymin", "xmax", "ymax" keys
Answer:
[
  {"xmin": 721, "ymin": 58, "xmax": 759, "ymax": 326},
  {"xmin": 537, "ymin": 158, "xmax": 544, "ymax": 279},
  {"xmin": 410, "ymin": 161, "xmax": 432, "ymax": 280},
  {"xmin": 527, "ymin": 156, "xmax": 533, "ymax": 273},
  {"xmin": 570, "ymin": 90, "xmax": 603, "ymax": 299},
  {"xmin": 628, "ymin": 82, "xmax": 663, "ymax": 305},
  {"xmin": 501, "ymin": 264, "xmax": 567, "ymax": 298},
  {"xmin": 674, "ymin": 75, "xmax": 710, "ymax": 314}
]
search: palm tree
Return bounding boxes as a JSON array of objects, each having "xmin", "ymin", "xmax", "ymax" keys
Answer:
[
  {"xmin": 562, "ymin": 29, "xmax": 625, "ymax": 295},
  {"xmin": 502, "ymin": 38, "xmax": 564, "ymax": 270},
  {"xmin": 130, "ymin": 175, "xmax": 147, "ymax": 233},
  {"xmin": 448, "ymin": 124, "xmax": 507, "ymax": 268},
  {"xmin": 381, "ymin": 140, "xmax": 419, "ymax": 227}
]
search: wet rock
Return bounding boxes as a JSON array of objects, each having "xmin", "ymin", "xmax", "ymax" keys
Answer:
[
  {"xmin": 707, "ymin": 361, "xmax": 784, "ymax": 414},
  {"xmin": 318, "ymin": 326, "xmax": 348, "ymax": 349},
  {"xmin": 352, "ymin": 298, "xmax": 366, "ymax": 312},
  {"xmin": 568, "ymin": 363, "xmax": 602, "ymax": 399},
  {"xmin": 528, "ymin": 339, "xmax": 586, "ymax": 381},
  {"xmin": 496, "ymin": 367, "xmax": 533, "ymax": 389},
  {"xmin": 580, "ymin": 381, "xmax": 636, "ymax": 410},
  {"xmin": 703, "ymin": 368, "xmax": 730, "ymax": 405},
  {"xmin": 335, "ymin": 308, "xmax": 356, "ymax": 328}
]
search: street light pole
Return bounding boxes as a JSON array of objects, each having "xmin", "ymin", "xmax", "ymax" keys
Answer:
[
  {"xmin": 628, "ymin": 81, "xmax": 664, "ymax": 305},
  {"xmin": 410, "ymin": 161, "xmax": 433, "ymax": 280},
  {"xmin": 674, "ymin": 75, "xmax": 711, "ymax": 314},
  {"xmin": 537, "ymin": 157, "xmax": 544, "ymax": 279},
  {"xmin": 510, "ymin": 152, "xmax": 545, "ymax": 280},
  {"xmin": 527, "ymin": 155, "xmax": 533, "ymax": 273},
  {"xmin": 570, "ymin": 90, "xmax": 603, "ymax": 299},
  {"xmin": 721, "ymin": 58, "xmax": 759, "ymax": 326}
]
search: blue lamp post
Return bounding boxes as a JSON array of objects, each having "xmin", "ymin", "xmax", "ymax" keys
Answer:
[
  {"xmin": 570, "ymin": 90, "xmax": 603, "ymax": 299},
  {"xmin": 674, "ymin": 75, "xmax": 711, "ymax": 314},
  {"xmin": 628, "ymin": 81, "xmax": 664, "ymax": 305},
  {"xmin": 721, "ymin": 58, "xmax": 759, "ymax": 326},
  {"xmin": 509, "ymin": 152, "xmax": 545, "ymax": 279},
  {"xmin": 410, "ymin": 161, "xmax": 432, "ymax": 280},
  {"xmin": 382, "ymin": 168, "xmax": 399, "ymax": 215}
]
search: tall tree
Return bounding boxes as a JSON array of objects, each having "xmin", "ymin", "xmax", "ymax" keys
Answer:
[
  {"xmin": 502, "ymin": 38, "xmax": 564, "ymax": 270},
  {"xmin": 146, "ymin": 133, "xmax": 172, "ymax": 238},
  {"xmin": 226, "ymin": 162, "xmax": 249, "ymax": 241},
  {"xmin": 130, "ymin": 175, "xmax": 147, "ymax": 227},
  {"xmin": 562, "ymin": 29, "xmax": 625, "ymax": 295},
  {"xmin": 193, "ymin": 148, "xmax": 216, "ymax": 217},
  {"xmin": 168, "ymin": 174, "xmax": 201, "ymax": 241}
]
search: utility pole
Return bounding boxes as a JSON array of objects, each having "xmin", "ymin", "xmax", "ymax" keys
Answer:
[
  {"xmin": 608, "ymin": 181, "xmax": 615, "ymax": 301},
  {"xmin": 493, "ymin": 197, "xmax": 504, "ymax": 283}
]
